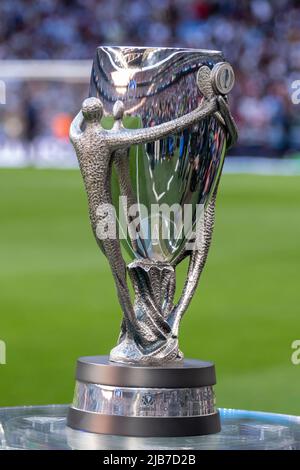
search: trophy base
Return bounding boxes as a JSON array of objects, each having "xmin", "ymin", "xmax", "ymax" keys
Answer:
[{"xmin": 67, "ymin": 356, "xmax": 220, "ymax": 437}]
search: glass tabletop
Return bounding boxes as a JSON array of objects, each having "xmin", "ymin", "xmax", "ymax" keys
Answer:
[{"xmin": 0, "ymin": 405, "xmax": 299, "ymax": 450}]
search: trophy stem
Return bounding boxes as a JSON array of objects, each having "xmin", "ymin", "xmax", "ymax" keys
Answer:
[{"xmin": 109, "ymin": 260, "xmax": 183, "ymax": 365}]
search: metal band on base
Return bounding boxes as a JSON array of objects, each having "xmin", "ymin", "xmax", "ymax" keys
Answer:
[
  {"xmin": 67, "ymin": 356, "xmax": 221, "ymax": 437},
  {"xmin": 67, "ymin": 408, "xmax": 221, "ymax": 437}
]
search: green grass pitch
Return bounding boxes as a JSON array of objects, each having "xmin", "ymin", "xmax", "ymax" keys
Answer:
[{"xmin": 0, "ymin": 168, "xmax": 299, "ymax": 415}]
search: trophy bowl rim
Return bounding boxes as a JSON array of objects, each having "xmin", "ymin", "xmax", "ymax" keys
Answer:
[{"xmin": 97, "ymin": 45, "xmax": 223, "ymax": 55}]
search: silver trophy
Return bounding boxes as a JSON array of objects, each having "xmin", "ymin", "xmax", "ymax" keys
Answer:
[{"xmin": 67, "ymin": 46, "xmax": 237, "ymax": 437}]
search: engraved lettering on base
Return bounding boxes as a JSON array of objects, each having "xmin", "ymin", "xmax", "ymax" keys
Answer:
[{"xmin": 72, "ymin": 382, "xmax": 216, "ymax": 417}]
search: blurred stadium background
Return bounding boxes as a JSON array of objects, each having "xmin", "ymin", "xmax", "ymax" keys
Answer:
[{"xmin": 0, "ymin": 0, "xmax": 300, "ymax": 415}]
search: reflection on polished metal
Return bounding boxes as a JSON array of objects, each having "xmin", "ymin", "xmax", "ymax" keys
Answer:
[{"xmin": 68, "ymin": 46, "xmax": 237, "ymax": 436}]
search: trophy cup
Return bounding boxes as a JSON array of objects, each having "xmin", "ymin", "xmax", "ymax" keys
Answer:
[{"xmin": 67, "ymin": 46, "xmax": 237, "ymax": 437}]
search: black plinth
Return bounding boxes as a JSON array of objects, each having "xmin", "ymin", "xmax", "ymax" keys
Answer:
[{"xmin": 67, "ymin": 356, "xmax": 220, "ymax": 437}]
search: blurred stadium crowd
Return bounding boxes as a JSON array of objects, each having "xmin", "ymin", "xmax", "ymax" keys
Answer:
[{"xmin": 0, "ymin": 0, "xmax": 300, "ymax": 161}]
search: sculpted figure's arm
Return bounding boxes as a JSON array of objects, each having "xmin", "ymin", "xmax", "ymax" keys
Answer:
[
  {"xmin": 106, "ymin": 97, "xmax": 218, "ymax": 149},
  {"xmin": 71, "ymin": 95, "xmax": 236, "ymax": 154}
]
